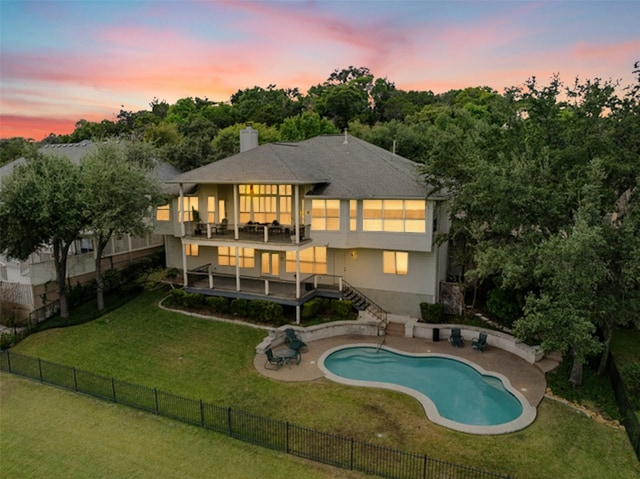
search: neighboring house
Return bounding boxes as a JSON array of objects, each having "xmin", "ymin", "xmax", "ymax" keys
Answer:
[
  {"xmin": 160, "ymin": 127, "xmax": 449, "ymax": 322},
  {"xmin": 0, "ymin": 141, "xmax": 175, "ymax": 322}
]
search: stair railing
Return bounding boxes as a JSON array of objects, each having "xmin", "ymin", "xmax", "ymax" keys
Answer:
[{"xmin": 341, "ymin": 280, "xmax": 388, "ymax": 329}]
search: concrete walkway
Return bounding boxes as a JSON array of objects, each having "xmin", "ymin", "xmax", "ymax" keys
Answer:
[{"xmin": 254, "ymin": 332, "xmax": 548, "ymax": 408}]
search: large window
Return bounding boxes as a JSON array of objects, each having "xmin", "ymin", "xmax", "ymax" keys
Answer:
[
  {"xmin": 286, "ymin": 247, "xmax": 327, "ymax": 274},
  {"xmin": 239, "ymin": 184, "xmax": 291, "ymax": 224},
  {"xmin": 181, "ymin": 197, "xmax": 199, "ymax": 222},
  {"xmin": 311, "ymin": 199, "xmax": 340, "ymax": 231},
  {"xmin": 363, "ymin": 199, "xmax": 425, "ymax": 233},
  {"xmin": 207, "ymin": 197, "xmax": 226, "ymax": 223},
  {"xmin": 349, "ymin": 199, "xmax": 357, "ymax": 231},
  {"xmin": 218, "ymin": 246, "xmax": 255, "ymax": 268},
  {"xmin": 383, "ymin": 251, "xmax": 408, "ymax": 275},
  {"xmin": 156, "ymin": 203, "xmax": 170, "ymax": 221},
  {"xmin": 261, "ymin": 252, "xmax": 280, "ymax": 275}
]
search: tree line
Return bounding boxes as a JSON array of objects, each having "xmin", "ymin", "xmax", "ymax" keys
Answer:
[{"xmin": 1, "ymin": 64, "xmax": 639, "ymax": 387}]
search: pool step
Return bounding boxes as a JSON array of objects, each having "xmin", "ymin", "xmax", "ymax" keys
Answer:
[{"xmin": 385, "ymin": 322, "xmax": 405, "ymax": 337}]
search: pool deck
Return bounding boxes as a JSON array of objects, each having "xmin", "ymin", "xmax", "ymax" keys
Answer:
[{"xmin": 254, "ymin": 332, "xmax": 549, "ymax": 410}]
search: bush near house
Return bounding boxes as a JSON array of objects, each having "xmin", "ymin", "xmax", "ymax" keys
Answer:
[
  {"xmin": 419, "ymin": 302, "xmax": 445, "ymax": 323},
  {"xmin": 301, "ymin": 298, "xmax": 354, "ymax": 323}
]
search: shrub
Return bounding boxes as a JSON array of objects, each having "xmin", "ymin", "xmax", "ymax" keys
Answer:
[
  {"xmin": 183, "ymin": 292, "xmax": 205, "ymax": 309},
  {"xmin": 263, "ymin": 301, "xmax": 285, "ymax": 325},
  {"xmin": 332, "ymin": 300, "xmax": 353, "ymax": 320},
  {"xmin": 621, "ymin": 363, "xmax": 640, "ymax": 410},
  {"xmin": 166, "ymin": 288, "xmax": 187, "ymax": 306},
  {"xmin": 301, "ymin": 298, "xmax": 322, "ymax": 320},
  {"xmin": 230, "ymin": 298, "xmax": 249, "ymax": 317},
  {"xmin": 102, "ymin": 268, "xmax": 122, "ymax": 292},
  {"xmin": 248, "ymin": 300, "xmax": 268, "ymax": 322},
  {"xmin": 206, "ymin": 296, "xmax": 229, "ymax": 314},
  {"xmin": 420, "ymin": 302, "xmax": 445, "ymax": 323}
]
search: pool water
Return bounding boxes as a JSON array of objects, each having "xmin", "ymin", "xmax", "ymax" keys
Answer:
[{"xmin": 322, "ymin": 346, "xmax": 524, "ymax": 428}]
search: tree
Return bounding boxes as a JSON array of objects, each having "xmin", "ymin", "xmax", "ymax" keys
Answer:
[
  {"xmin": 424, "ymin": 72, "xmax": 640, "ymax": 387},
  {"xmin": 0, "ymin": 154, "xmax": 86, "ymax": 319},
  {"xmin": 230, "ymin": 85, "xmax": 303, "ymax": 126},
  {"xmin": 79, "ymin": 141, "xmax": 164, "ymax": 311},
  {"xmin": 0, "ymin": 137, "xmax": 37, "ymax": 166},
  {"xmin": 279, "ymin": 112, "xmax": 338, "ymax": 141}
]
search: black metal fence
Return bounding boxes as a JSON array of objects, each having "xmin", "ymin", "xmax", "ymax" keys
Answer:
[
  {"xmin": 0, "ymin": 350, "xmax": 511, "ymax": 479},
  {"xmin": 607, "ymin": 355, "xmax": 640, "ymax": 461}
]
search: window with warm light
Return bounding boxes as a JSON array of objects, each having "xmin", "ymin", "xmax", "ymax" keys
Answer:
[
  {"xmin": 261, "ymin": 252, "xmax": 280, "ymax": 275},
  {"xmin": 218, "ymin": 246, "xmax": 255, "ymax": 268},
  {"xmin": 181, "ymin": 197, "xmax": 199, "ymax": 222},
  {"xmin": 363, "ymin": 200, "xmax": 425, "ymax": 233},
  {"xmin": 349, "ymin": 199, "xmax": 357, "ymax": 231},
  {"xmin": 185, "ymin": 244, "xmax": 199, "ymax": 256},
  {"xmin": 311, "ymin": 199, "xmax": 340, "ymax": 231},
  {"xmin": 383, "ymin": 251, "xmax": 408, "ymax": 275},
  {"xmin": 286, "ymin": 246, "xmax": 327, "ymax": 274},
  {"xmin": 156, "ymin": 203, "xmax": 170, "ymax": 221},
  {"xmin": 239, "ymin": 184, "xmax": 291, "ymax": 224}
]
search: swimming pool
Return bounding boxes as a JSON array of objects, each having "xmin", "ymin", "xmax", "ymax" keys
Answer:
[{"xmin": 319, "ymin": 345, "xmax": 536, "ymax": 435}]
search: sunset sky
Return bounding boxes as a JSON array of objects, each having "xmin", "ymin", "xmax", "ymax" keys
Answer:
[{"xmin": 1, "ymin": 0, "xmax": 638, "ymax": 140}]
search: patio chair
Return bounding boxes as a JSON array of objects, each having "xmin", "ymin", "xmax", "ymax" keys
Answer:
[
  {"xmin": 284, "ymin": 328, "xmax": 307, "ymax": 352},
  {"xmin": 449, "ymin": 328, "xmax": 464, "ymax": 347},
  {"xmin": 264, "ymin": 348, "xmax": 284, "ymax": 370},
  {"xmin": 217, "ymin": 218, "xmax": 228, "ymax": 234},
  {"xmin": 472, "ymin": 332, "xmax": 488, "ymax": 352}
]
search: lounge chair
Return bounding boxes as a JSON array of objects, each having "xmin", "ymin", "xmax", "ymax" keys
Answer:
[
  {"xmin": 264, "ymin": 348, "xmax": 284, "ymax": 370},
  {"xmin": 284, "ymin": 328, "xmax": 307, "ymax": 352},
  {"xmin": 449, "ymin": 328, "xmax": 464, "ymax": 347},
  {"xmin": 472, "ymin": 332, "xmax": 487, "ymax": 351}
]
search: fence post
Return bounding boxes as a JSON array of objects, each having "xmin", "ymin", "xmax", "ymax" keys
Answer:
[
  {"xmin": 227, "ymin": 407, "xmax": 233, "ymax": 437},
  {"xmin": 423, "ymin": 455, "xmax": 427, "ymax": 479},
  {"xmin": 285, "ymin": 422, "xmax": 289, "ymax": 454},
  {"xmin": 200, "ymin": 400, "xmax": 205, "ymax": 428},
  {"xmin": 73, "ymin": 367, "xmax": 78, "ymax": 391},
  {"xmin": 5, "ymin": 350, "xmax": 11, "ymax": 373},
  {"xmin": 38, "ymin": 357, "xmax": 43, "ymax": 382},
  {"xmin": 111, "ymin": 378, "xmax": 116, "ymax": 403},
  {"xmin": 154, "ymin": 388, "xmax": 159, "ymax": 415},
  {"xmin": 350, "ymin": 437, "xmax": 354, "ymax": 470}
]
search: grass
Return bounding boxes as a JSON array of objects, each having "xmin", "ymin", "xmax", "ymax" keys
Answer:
[
  {"xmin": 7, "ymin": 290, "xmax": 640, "ymax": 479},
  {"xmin": 0, "ymin": 374, "xmax": 366, "ymax": 479}
]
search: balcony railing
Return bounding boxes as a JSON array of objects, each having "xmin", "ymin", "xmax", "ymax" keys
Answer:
[{"xmin": 186, "ymin": 222, "xmax": 310, "ymax": 245}]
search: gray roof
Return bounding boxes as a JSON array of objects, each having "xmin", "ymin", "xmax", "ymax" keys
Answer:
[
  {"xmin": 1, "ymin": 141, "xmax": 190, "ymax": 196},
  {"xmin": 169, "ymin": 135, "xmax": 438, "ymax": 199}
]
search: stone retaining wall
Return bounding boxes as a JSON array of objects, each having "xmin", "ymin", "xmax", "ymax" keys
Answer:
[{"xmin": 256, "ymin": 316, "xmax": 544, "ymax": 365}]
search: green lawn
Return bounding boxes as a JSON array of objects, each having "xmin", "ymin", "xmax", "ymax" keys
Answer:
[
  {"xmin": 7, "ymin": 291, "xmax": 640, "ymax": 479},
  {"xmin": 0, "ymin": 374, "xmax": 366, "ymax": 479}
]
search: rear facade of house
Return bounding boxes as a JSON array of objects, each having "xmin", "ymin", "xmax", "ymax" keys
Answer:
[{"xmin": 157, "ymin": 128, "xmax": 449, "ymax": 321}]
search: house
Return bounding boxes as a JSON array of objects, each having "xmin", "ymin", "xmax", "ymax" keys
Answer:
[
  {"xmin": 161, "ymin": 128, "xmax": 449, "ymax": 322},
  {"xmin": 0, "ymin": 141, "xmax": 177, "ymax": 322}
]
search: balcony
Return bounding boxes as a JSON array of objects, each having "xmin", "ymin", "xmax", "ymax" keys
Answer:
[
  {"xmin": 185, "ymin": 222, "xmax": 311, "ymax": 245},
  {"xmin": 184, "ymin": 269, "xmax": 342, "ymax": 306}
]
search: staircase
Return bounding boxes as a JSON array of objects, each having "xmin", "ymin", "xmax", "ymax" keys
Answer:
[{"xmin": 342, "ymin": 280, "xmax": 388, "ymax": 340}]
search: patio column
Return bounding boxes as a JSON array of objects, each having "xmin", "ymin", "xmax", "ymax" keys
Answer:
[
  {"xmin": 235, "ymin": 248, "xmax": 241, "ymax": 291},
  {"xmin": 181, "ymin": 241, "xmax": 188, "ymax": 286},
  {"xmin": 233, "ymin": 184, "xmax": 239, "ymax": 240},
  {"xmin": 296, "ymin": 305, "xmax": 301, "ymax": 325},
  {"xmin": 294, "ymin": 185, "xmax": 300, "ymax": 244},
  {"xmin": 179, "ymin": 183, "xmax": 185, "ymax": 237},
  {"xmin": 264, "ymin": 279, "xmax": 269, "ymax": 296},
  {"xmin": 208, "ymin": 264, "xmax": 213, "ymax": 289}
]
